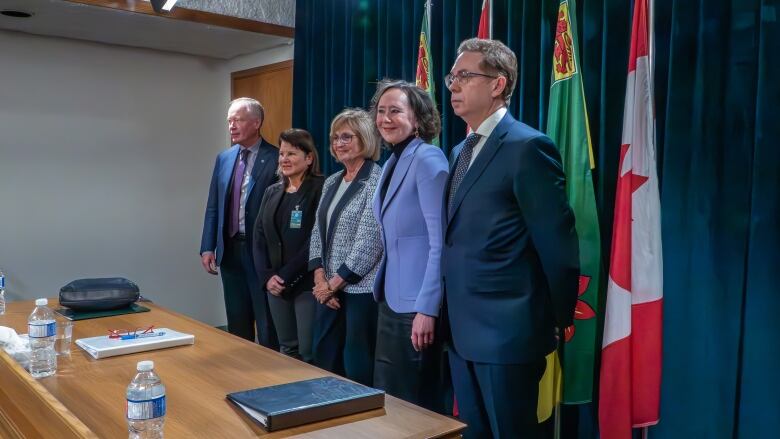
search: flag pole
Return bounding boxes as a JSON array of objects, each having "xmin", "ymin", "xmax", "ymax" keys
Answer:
[
  {"xmin": 553, "ymin": 334, "xmax": 562, "ymax": 439},
  {"xmin": 426, "ymin": 0, "xmax": 432, "ymax": 36},
  {"xmin": 648, "ymin": 0, "xmax": 655, "ymax": 84},
  {"xmin": 488, "ymin": 0, "xmax": 493, "ymax": 38}
]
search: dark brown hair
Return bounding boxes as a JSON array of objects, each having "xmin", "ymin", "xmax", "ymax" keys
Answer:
[
  {"xmin": 370, "ymin": 79, "xmax": 441, "ymax": 144},
  {"xmin": 278, "ymin": 128, "xmax": 322, "ymax": 183}
]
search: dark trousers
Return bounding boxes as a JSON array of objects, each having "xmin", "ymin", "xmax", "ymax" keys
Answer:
[
  {"xmin": 449, "ymin": 348, "xmax": 546, "ymax": 439},
  {"xmin": 267, "ymin": 290, "xmax": 316, "ymax": 362},
  {"xmin": 312, "ymin": 292, "xmax": 378, "ymax": 386},
  {"xmin": 220, "ymin": 235, "xmax": 278, "ymax": 349},
  {"xmin": 373, "ymin": 300, "xmax": 446, "ymax": 413}
]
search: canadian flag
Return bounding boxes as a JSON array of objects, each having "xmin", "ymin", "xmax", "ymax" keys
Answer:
[
  {"xmin": 598, "ymin": 0, "xmax": 663, "ymax": 438},
  {"xmin": 477, "ymin": 0, "xmax": 490, "ymax": 39}
]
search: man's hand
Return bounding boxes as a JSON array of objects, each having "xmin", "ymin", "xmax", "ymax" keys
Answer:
[
  {"xmin": 411, "ymin": 313, "xmax": 436, "ymax": 352},
  {"xmin": 266, "ymin": 275, "xmax": 286, "ymax": 296},
  {"xmin": 201, "ymin": 252, "xmax": 218, "ymax": 275}
]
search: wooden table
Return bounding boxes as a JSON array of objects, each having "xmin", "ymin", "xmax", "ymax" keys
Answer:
[{"xmin": 0, "ymin": 299, "xmax": 464, "ymax": 438}]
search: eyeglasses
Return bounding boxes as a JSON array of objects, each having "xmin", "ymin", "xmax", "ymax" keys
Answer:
[
  {"xmin": 108, "ymin": 325, "xmax": 159, "ymax": 340},
  {"xmin": 444, "ymin": 70, "xmax": 499, "ymax": 88},
  {"xmin": 331, "ymin": 133, "xmax": 356, "ymax": 145}
]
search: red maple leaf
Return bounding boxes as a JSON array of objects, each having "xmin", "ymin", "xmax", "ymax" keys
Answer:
[{"xmin": 564, "ymin": 275, "xmax": 597, "ymax": 342}]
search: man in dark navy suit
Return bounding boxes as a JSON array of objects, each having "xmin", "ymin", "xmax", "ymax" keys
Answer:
[
  {"xmin": 200, "ymin": 98, "xmax": 278, "ymax": 348},
  {"xmin": 442, "ymin": 38, "xmax": 580, "ymax": 438}
]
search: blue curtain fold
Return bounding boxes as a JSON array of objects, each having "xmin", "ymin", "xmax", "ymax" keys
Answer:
[
  {"xmin": 292, "ymin": 1, "xmax": 780, "ymax": 437},
  {"xmin": 736, "ymin": 3, "xmax": 780, "ymax": 437},
  {"xmin": 657, "ymin": 1, "xmax": 780, "ymax": 437}
]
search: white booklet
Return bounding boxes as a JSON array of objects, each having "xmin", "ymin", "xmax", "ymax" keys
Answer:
[{"xmin": 75, "ymin": 328, "xmax": 194, "ymax": 359}]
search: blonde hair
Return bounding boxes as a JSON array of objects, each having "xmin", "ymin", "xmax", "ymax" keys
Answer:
[{"xmin": 329, "ymin": 108, "xmax": 381, "ymax": 161}]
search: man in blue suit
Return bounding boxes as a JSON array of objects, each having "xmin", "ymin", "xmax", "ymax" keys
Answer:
[
  {"xmin": 200, "ymin": 97, "xmax": 278, "ymax": 348},
  {"xmin": 442, "ymin": 39, "xmax": 580, "ymax": 438}
]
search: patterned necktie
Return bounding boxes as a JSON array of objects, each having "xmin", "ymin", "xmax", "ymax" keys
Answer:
[
  {"xmin": 447, "ymin": 133, "xmax": 481, "ymax": 215},
  {"xmin": 228, "ymin": 149, "xmax": 250, "ymax": 237}
]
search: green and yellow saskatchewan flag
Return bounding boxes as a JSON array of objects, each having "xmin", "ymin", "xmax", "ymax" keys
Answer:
[
  {"xmin": 539, "ymin": 0, "xmax": 603, "ymax": 419},
  {"xmin": 415, "ymin": 3, "xmax": 438, "ymax": 146}
]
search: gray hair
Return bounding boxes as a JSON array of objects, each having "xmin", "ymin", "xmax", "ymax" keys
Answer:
[
  {"xmin": 457, "ymin": 38, "xmax": 517, "ymax": 105},
  {"xmin": 229, "ymin": 97, "xmax": 265, "ymax": 123}
]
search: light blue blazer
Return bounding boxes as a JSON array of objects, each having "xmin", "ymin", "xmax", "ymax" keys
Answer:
[{"xmin": 372, "ymin": 139, "xmax": 449, "ymax": 316}]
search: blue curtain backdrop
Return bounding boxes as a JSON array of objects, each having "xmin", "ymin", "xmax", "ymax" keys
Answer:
[{"xmin": 291, "ymin": 0, "xmax": 780, "ymax": 437}]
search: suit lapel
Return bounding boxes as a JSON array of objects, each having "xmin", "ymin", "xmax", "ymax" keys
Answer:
[
  {"xmin": 442, "ymin": 141, "xmax": 463, "ymax": 232},
  {"xmin": 324, "ymin": 160, "xmax": 374, "ymax": 249},
  {"xmin": 381, "ymin": 139, "xmax": 420, "ymax": 215},
  {"xmin": 317, "ymin": 173, "xmax": 341, "ymax": 258},
  {"xmin": 448, "ymin": 143, "xmax": 463, "ymax": 170},
  {"xmin": 374, "ymin": 154, "xmax": 395, "ymax": 220},
  {"xmin": 261, "ymin": 185, "xmax": 284, "ymax": 268},
  {"xmin": 247, "ymin": 139, "xmax": 274, "ymax": 197},
  {"xmin": 447, "ymin": 113, "xmax": 514, "ymax": 224},
  {"xmin": 221, "ymin": 146, "xmax": 240, "ymax": 196}
]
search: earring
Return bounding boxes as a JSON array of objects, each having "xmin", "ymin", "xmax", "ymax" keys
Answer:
[{"xmin": 414, "ymin": 127, "xmax": 420, "ymax": 138}]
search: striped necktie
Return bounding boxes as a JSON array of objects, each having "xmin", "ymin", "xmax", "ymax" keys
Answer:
[{"xmin": 447, "ymin": 133, "xmax": 481, "ymax": 215}]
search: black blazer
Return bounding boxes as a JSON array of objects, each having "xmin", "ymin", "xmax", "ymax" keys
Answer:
[{"xmin": 252, "ymin": 175, "xmax": 325, "ymax": 297}]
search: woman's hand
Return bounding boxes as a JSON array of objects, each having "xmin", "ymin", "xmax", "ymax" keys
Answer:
[
  {"xmin": 327, "ymin": 274, "xmax": 347, "ymax": 294},
  {"xmin": 266, "ymin": 275, "xmax": 286, "ymax": 296},
  {"xmin": 411, "ymin": 313, "xmax": 436, "ymax": 352},
  {"xmin": 314, "ymin": 268, "xmax": 327, "ymax": 285},
  {"xmin": 313, "ymin": 279, "xmax": 333, "ymax": 304},
  {"xmin": 324, "ymin": 296, "xmax": 341, "ymax": 310}
]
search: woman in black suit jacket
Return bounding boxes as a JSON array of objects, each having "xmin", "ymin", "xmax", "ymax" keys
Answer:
[{"xmin": 253, "ymin": 128, "xmax": 324, "ymax": 362}]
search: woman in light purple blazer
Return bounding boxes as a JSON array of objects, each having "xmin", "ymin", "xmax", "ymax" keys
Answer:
[{"xmin": 370, "ymin": 79, "xmax": 448, "ymax": 413}]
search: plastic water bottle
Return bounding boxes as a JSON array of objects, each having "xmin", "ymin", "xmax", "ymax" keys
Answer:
[
  {"xmin": 0, "ymin": 267, "xmax": 6, "ymax": 315},
  {"xmin": 126, "ymin": 360, "xmax": 166, "ymax": 439},
  {"xmin": 28, "ymin": 298, "xmax": 57, "ymax": 378}
]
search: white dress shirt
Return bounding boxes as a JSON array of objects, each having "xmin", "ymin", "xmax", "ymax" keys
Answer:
[{"xmin": 469, "ymin": 107, "xmax": 507, "ymax": 169}]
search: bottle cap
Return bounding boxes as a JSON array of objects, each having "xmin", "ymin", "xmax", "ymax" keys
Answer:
[
  {"xmin": 137, "ymin": 360, "xmax": 154, "ymax": 371},
  {"xmin": 35, "ymin": 298, "xmax": 48, "ymax": 306}
]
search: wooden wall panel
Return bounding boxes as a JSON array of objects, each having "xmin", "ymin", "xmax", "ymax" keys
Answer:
[{"xmin": 232, "ymin": 60, "xmax": 294, "ymax": 147}]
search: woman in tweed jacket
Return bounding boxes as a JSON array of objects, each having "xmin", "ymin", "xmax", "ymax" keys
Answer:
[{"xmin": 309, "ymin": 108, "xmax": 383, "ymax": 386}]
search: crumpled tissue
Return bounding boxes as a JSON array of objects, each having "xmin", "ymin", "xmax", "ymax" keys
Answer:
[{"xmin": 0, "ymin": 326, "xmax": 30, "ymax": 355}]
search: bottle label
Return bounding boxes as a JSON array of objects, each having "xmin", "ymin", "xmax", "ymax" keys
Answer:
[
  {"xmin": 126, "ymin": 395, "xmax": 166, "ymax": 420},
  {"xmin": 0, "ymin": 275, "xmax": 5, "ymax": 288},
  {"xmin": 28, "ymin": 321, "xmax": 56, "ymax": 338}
]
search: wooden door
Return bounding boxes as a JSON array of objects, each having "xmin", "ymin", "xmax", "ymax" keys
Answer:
[{"xmin": 231, "ymin": 60, "xmax": 293, "ymax": 146}]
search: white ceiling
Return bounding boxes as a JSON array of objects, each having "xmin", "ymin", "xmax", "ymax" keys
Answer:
[{"xmin": 0, "ymin": 0, "xmax": 293, "ymax": 59}]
